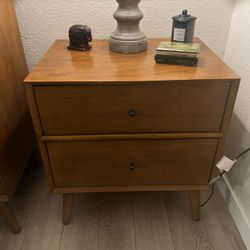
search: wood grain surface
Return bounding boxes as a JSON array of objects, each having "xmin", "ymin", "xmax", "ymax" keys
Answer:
[
  {"xmin": 60, "ymin": 194, "xmax": 101, "ymax": 250},
  {"xmin": 34, "ymin": 82, "xmax": 229, "ymax": 135},
  {"xmin": 24, "ymin": 85, "xmax": 55, "ymax": 191},
  {"xmin": 63, "ymin": 193, "xmax": 75, "ymax": 225},
  {"xmin": 24, "ymin": 38, "xmax": 239, "ymax": 83},
  {"xmin": 41, "ymin": 132, "xmax": 223, "ymax": 142},
  {"xmin": 190, "ymin": 190, "xmax": 201, "ymax": 221},
  {"xmin": 53, "ymin": 184, "xmax": 209, "ymax": 194},
  {"xmin": 0, "ymin": 0, "xmax": 35, "ymax": 210},
  {"xmin": 132, "ymin": 192, "xmax": 174, "ymax": 250},
  {"xmin": 98, "ymin": 193, "xmax": 136, "ymax": 250},
  {"xmin": 0, "ymin": 113, "xmax": 35, "ymax": 200},
  {"xmin": 18, "ymin": 181, "xmax": 63, "ymax": 250},
  {"xmin": 47, "ymin": 139, "xmax": 217, "ymax": 188},
  {"xmin": 0, "ymin": 0, "xmax": 28, "ymax": 149},
  {"xmin": 209, "ymin": 79, "xmax": 240, "ymax": 180}
]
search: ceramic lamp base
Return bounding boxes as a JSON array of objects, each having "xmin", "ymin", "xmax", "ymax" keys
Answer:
[
  {"xmin": 109, "ymin": 37, "xmax": 147, "ymax": 54},
  {"xmin": 109, "ymin": 0, "xmax": 147, "ymax": 54}
]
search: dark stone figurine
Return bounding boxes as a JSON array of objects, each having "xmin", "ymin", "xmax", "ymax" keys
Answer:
[{"xmin": 68, "ymin": 25, "xmax": 92, "ymax": 51}]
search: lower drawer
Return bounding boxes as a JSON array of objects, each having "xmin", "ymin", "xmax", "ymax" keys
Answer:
[{"xmin": 47, "ymin": 139, "xmax": 217, "ymax": 187}]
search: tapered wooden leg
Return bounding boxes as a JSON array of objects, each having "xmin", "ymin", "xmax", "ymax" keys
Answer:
[
  {"xmin": 0, "ymin": 202, "xmax": 21, "ymax": 234},
  {"xmin": 63, "ymin": 193, "xmax": 75, "ymax": 225},
  {"xmin": 190, "ymin": 190, "xmax": 201, "ymax": 221}
]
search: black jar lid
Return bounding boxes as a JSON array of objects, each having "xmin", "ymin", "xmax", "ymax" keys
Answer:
[{"xmin": 172, "ymin": 10, "xmax": 197, "ymax": 22}]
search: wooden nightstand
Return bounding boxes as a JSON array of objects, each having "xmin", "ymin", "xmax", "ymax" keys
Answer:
[
  {"xmin": 0, "ymin": 0, "xmax": 35, "ymax": 233},
  {"xmin": 24, "ymin": 38, "xmax": 239, "ymax": 224}
]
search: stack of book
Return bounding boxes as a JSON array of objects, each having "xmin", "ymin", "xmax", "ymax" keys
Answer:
[{"xmin": 154, "ymin": 41, "xmax": 200, "ymax": 66}]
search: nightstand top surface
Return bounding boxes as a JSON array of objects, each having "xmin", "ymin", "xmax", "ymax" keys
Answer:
[{"xmin": 25, "ymin": 38, "xmax": 239, "ymax": 84}]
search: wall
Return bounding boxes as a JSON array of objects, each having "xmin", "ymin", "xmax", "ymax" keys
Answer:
[
  {"xmin": 14, "ymin": 0, "xmax": 235, "ymax": 71},
  {"xmin": 222, "ymin": 0, "xmax": 250, "ymax": 247}
]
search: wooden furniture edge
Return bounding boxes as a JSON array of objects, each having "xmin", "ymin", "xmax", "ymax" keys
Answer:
[
  {"xmin": 24, "ymin": 79, "xmax": 239, "ymax": 85},
  {"xmin": 209, "ymin": 79, "xmax": 240, "ymax": 180},
  {"xmin": 0, "ymin": 111, "xmax": 35, "ymax": 199},
  {"xmin": 0, "ymin": 0, "xmax": 33, "ymax": 234},
  {"xmin": 0, "ymin": 202, "xmax": 21, "ymax": 234},
  {"xmin": 190, "ymin": 191, "xmax": 201, "ymax": 221},
  {"xmin": 41, "ymin": 133, "xmax": 222, "ymax": 142},
  {"xmin": 24, "ymin": 84, "xmax": 55, "ymax": 190},
  {"xmin": 53, "ymin": 185, "xmax": 209, "ymax": 194},
  {"xmin": 23, "ymin": 38, "xmax": 240, "ymax": 83},
  {"xmin": 63, "ymin": 193, "xmax": 75, "ymax": 225}
]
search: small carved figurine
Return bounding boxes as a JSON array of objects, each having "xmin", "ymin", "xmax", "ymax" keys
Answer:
[{"xmin": 68, "ymin": 25, "xmax": 92, "ymax": 51}]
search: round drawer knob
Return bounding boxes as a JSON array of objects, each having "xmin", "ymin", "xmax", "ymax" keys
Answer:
[
  {"xmin": 129, "ymin": 109, "xmax": 136, "ymax": 117},
  {"xmin": 129, "ymin": 163, "xmax": 135, "ymax": 170}
]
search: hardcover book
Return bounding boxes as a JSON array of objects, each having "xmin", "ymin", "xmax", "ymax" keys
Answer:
[
  {"xmin": 155, "ymin": 51, "xmax": 198, "ymax": 59},
  {"xmin": 155, "ymin": 54, "xmax": 198, "ymax": 66},
  {"xmin": 156, "ymin": 41, "xmax": 200, "ymax": 55}
]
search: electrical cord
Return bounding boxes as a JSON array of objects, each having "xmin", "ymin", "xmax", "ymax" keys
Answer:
[
  {"xmin": 236, "ymin": 147, "xmax": 250, "ymax": 160},
  {"xmin": 200, "ymin": 184, "xmax": 215, "ymax": 207},
  {"xmin": 200, "ymin": 147, "xmax": 250, "ymax": 207}
]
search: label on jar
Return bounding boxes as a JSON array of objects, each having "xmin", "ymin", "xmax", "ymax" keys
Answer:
[{"xmin": 173, "ymin": 28, "xmax": 186, "ymax": 42}]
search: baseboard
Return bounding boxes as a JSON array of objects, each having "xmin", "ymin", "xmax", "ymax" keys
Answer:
[{"xmin": 217, "ymin": 177, "xmax": 250, "ymax": 249}]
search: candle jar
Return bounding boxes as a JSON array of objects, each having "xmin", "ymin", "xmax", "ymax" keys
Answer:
[{"xmin": 171, "ymin": 10, "xmax": 197, "ymax": 43}]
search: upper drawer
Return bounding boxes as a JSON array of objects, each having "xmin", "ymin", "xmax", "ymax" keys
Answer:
[{"xmin": 34, "ymin": 82, "xmax": 230, "ymax": 135}]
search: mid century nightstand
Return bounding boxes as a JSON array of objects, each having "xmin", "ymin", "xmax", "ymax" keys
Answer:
[{"xmin": 24, "ymin": 38, "xmax": 239, "ymax": 224}]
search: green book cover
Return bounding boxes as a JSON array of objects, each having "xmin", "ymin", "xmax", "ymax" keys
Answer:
[
  {"xmin": 156, "ymin": 41, "xmax": 200, "ymax": 54},
  {"xmin": 155, "ymin": 51, "xmax": 198, "ymax": 59}
]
